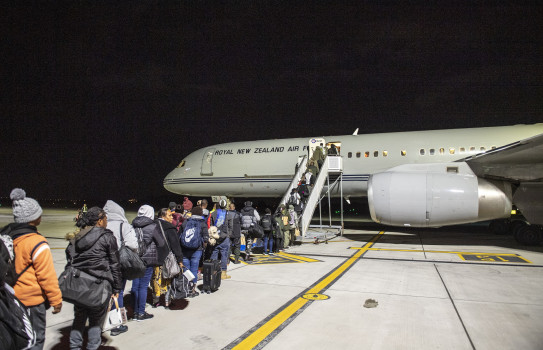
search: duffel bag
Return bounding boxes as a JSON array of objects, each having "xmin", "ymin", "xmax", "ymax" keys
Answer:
[
  {"xmin": 118, "ymin": 245, "xmax": 146, "ymax": 280},
  {"xmin": 58, "ymin": 266, "xmax": 112, "ymax": 308},
  {"xmin": 249, "ymin": 224, "xmax": 264, "ymax": 239}
]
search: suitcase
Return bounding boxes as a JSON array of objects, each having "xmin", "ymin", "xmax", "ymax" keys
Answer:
[{"xmin": 202, "ymin": 259, "xmax": 221, "ymax": 293}]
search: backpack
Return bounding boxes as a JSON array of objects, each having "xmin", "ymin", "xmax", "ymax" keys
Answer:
[
  {"xmin": 0, "ymin": 284, "xmax": 36, "ymax": 350},
  {"xmin": 180, "ymin": 218, "xmax": 203, "ymax": 249},
  {"xmin": 134, "ymin": 227, "xmax": 147, "ymax": 257},
  {"xmin": 214, "ymin": 209, "xmax": 228, "ymax": 239},
  {"xmin": 261, "ymin": 215, "xmax": 272, "ymax": 231},
  {"xmin": 288, "ymin": 193, "xmax": 299, "ymax": 206},
  {"xmin": 240, "ymin": 208, "xmax": 255, "ymax": 230},
  {"xmin": 289, "ymin": 211, "xmax": 297, "ymax": 228}
]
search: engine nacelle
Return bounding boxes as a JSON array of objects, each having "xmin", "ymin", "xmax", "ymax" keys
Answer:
[{"xmin": 368, "ymin": 162, "xmax": 512, "ymax": 227}]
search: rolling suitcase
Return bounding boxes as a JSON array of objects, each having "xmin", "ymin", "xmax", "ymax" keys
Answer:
[{"xmin": 202, "ymin": 259, "xmax": 221, "ymax": 293}]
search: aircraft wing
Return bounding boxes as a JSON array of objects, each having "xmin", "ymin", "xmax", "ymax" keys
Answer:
[{"xmin": 463, "ymin": 133, "xmax": 543, "ymax": 182}]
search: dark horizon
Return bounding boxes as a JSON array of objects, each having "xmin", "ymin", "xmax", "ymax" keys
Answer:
[{"xmin": 2, "ymin": 3, "xmax": 541, "ymax": 201}]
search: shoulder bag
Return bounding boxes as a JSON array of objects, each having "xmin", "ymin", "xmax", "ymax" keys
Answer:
[
  {"xmin": 118, "ymin": 223, "xmax": 146, "ymax": 280},
  {"xmin": 158, "ymin": 220, "xmax": 181, "ymax": 279}
]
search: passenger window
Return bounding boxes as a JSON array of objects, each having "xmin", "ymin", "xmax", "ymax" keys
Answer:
[
  {"xmin": 469, "ymin": 146, "xmax": 475, "ymax": 152},
  {"xmin": 491, "ymin": 146, "xmax": 496, "ymax": 149},
  {"xmin": 480, "ymin": 146, "xmax": 486, "ymax": 151},
  {"xmin": 177, "ymin": 160, "xmax": 186, "ymax": 168},
  {"xmin": 439, "ymin": 148, "xmax": 445, "ymax": 155},
  {"xmin": 382, "ymin": 151, "xmax": 388, "ymax": 157},
  {"xmin": 429, "ymin": 148, "xmax": 435, "ymax": 155},
  {"xmin": 373, "ymin": 151, "xmax": 378, "ymax": 157},
  {"xmin": 364, "ymin": 151, "xmax": 370, "ymax": 158},
  {"xmin": 356, "ymin": 152, "xmax": 361, "ymax": 158},
  {"xmin": 449, "ymin": 148, "xmax": 455, "ymax": 154},
  {"xmin": 459, "ymin": 147, "xmax": 465, "ymax": 153},
  {"xmin": 419, "ymin": 149, "xmax": 425, "ymax": 156},
  {"xmin": 401, "ymin": 150, "xmax": 407, "ymax": 156},
  {"xmin": 348, "ymin": 152, "xmax": 352, "ymax": 158}
]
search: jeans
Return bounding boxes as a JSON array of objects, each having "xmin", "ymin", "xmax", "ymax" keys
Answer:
[
  {"xmin": 70, "ymin": 301, "xmax": 108, "ymax": 350},
  {"xmin": 131, "ymin": 266, "xmax": 153, "ymax": 315},
  {"xmin": 114, "ymin": 278, "xmax": 127, "ymax": 309},
  {"xmin": 263, "ymin": 231, "xmax": 273, "ymax": 254},
  {"xmin": 182, "ymin": 249, "xmax": 202, "ymax": 284},
  {"xmin": 211, "ymin": 237, "xmax": 230, "ymax": 270},
  {"xmin": 27, "ymin": 303, "xmax": 46, "ymax": 350}
]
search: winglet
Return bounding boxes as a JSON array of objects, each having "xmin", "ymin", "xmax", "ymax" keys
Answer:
[{"xmin": 352, "ymin": 128, "xmax": 359, "ymax": 135}]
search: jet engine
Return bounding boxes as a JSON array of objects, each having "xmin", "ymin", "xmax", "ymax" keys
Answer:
[{"xmin": 367, "ymin": 162, "xmax": 512, "ymax": 227}]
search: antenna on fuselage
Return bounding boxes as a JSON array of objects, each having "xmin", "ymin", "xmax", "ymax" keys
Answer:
[{"xmin": 352, "ymin": 128, "xmax": 359, "ymax": 135}]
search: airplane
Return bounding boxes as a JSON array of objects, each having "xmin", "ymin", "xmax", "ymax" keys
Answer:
[{"xmin": 164, "ymin": 123, "xmax": 543, "ymax": 244}]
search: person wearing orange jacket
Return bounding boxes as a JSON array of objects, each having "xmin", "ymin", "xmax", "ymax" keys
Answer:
[{"xmin": 4, "ymin": 188, "xmax": 62, "ymax": 350}]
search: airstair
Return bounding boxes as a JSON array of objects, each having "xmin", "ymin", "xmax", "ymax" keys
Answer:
[{"xmin": 278, "ymin": 155, "xmax": 344, "ymax": 243}]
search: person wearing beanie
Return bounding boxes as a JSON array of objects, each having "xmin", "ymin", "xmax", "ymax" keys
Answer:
[
  {"xmin": 182, "ymin": 196, "xmax": 193, "ymax": 213},
  {"xmin": 180, "ymin": 206, "xmax": 209, "ymax": 297},
  {"xmin": 209, "ymin": 199, "xmax": 231, "ymax": 279},
  {"xmin": 0, "ymin": 188, "xmax": 62, "ymax": 350},
  {"xmin": 168, "ymin": 202, "xmax": 183, "ymax": 232}
]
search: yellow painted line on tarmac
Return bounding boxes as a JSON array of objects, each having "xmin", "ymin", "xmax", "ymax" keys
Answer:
[
  {"xmin": 276, "ymin": 251, "xmax": 321, "ymax": 262},
  {"xmin": 363, "ymin": 247, "xmax": 523, "ymax": 256},
  {"xmin": 230, "ymin": 231, "xmax": 385, "ymax": 350}
]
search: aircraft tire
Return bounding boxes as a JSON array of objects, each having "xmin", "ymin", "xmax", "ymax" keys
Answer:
[
  {"xmin": 511, "ymin": 220, "xmax": 528, "ymax": 238},
  {"xmin": 489, "ymin": 219, "xmax": 510, "ymax": 235},
  {"xmin": 516, "ymin": 225, "xmax": 542, "ymax": 246}
]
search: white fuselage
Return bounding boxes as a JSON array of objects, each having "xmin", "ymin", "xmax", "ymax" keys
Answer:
[{"xmin": 164, "ymin": 124, "xmax": 543, "ymax": 198}]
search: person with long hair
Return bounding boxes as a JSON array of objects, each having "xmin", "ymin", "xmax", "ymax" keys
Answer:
[
  {"xmin": 151, "ymin": 208, "xmax": 184, "ymax": 308},
  {"xmin": 65, "ymin": 206, "xmax": 122, "ymax": 350}
]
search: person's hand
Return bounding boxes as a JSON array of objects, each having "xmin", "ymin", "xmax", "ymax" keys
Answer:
[
  {"xmin": 112, "ymin": 293, "xmax": 119, "ymax": 299},
  {"xmin": 52, "ymin": 303, "xmax": 62, "ymax": 314},
  {"xmin": 179, "ymin": 262, "xmax": 184, "ymax": 268}
]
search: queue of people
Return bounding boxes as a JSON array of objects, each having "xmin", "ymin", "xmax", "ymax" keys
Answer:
[{"xmin": 0, "ymin": 188, "xmax": 306, "ymax": 349}]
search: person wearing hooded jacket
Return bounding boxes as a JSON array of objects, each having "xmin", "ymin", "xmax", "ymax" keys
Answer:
[
  {"xmin": 130, "ymin": 205, "xmax": 168, "ymax": 321},
  {"xmin": 209, "ymin": 199, "xmax": 231, "ymax": 279},
  {"xmin": 240, "ymin": 201, "xmax": 261, "ymax": 260},
  {"xmin": 65, "ymin": 206, "xmax": 122, "ymax": 350},
  {"xmin": 103, "ymin": 199, "xmax": 137, "ymax": 336},
  {"xmin": 180, "ymin": 206, "xmax": 209, "ymax": 297},
  {"xmin": 1, "ymin": 188, "xmax": 62, "ymax": 350}
]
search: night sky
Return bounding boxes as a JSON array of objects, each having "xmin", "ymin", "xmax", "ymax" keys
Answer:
[{"xmin": 1, "ymin": 3, "xmax": 542, "ymax": 203}]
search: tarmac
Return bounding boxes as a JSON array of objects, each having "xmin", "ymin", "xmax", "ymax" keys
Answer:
[{"xmin": 2, "ymin": 208, "xmax": 543, "ymax": 349}]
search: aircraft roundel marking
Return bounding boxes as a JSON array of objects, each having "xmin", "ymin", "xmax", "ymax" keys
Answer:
[
  {"xmin": 311, "ymin": 139, "xmax": 317, "ymax": 143},
  {"xmin": 302, "ymin": 293, "xmax": 330, "ymax": 301}
]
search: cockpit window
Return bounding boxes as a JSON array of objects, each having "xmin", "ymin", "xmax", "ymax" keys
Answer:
[{"xmin": 177, "ymin": 160, "xmax": 186, "ymax": 168}]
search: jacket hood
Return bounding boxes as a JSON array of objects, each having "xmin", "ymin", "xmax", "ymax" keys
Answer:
[
  {"xmin": 74, "ymin": 226, "xmax": 108, "ymax": 253},
  {"xmin": 104, "ymin": 200, "xmax": 128, "ymax": 222},
  {"xmin": 132, "ymin": 215, "xmax": 154, "ymax": 228},
  {"xmin": 137, "ymin": 205, "xmax": 154, "ymax": 220}
]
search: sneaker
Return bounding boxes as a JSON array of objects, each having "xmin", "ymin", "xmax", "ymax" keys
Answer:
[
  {"xmin": 136, "ymin": 312, "xmax": 154, "ymax": 322},
  {"xmin": 110, "ymin": 325, "xmax": 128, "ymax": 336},
  {"xmin": 188, "ymin": 290, "xmax": 199, "ymax": 298}
]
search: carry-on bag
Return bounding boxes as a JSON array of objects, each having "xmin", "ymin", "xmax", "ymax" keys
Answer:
[{"xmin": 202, "ymin": 259, "xmax": 221, "ymax": 293}]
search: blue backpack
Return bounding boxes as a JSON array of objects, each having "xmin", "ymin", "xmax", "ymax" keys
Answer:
[{"xmin": 180, "ymin": 218, "xmax": 203, "ymax": 249}]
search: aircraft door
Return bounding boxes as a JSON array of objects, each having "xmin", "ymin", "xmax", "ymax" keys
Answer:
[
  {"xmin": 201, "ymin": 148, "xmax": 215, "ymax": 176},
  {"xmin": 308, "ymin": 138, "xmax": 326, "ymax": 159}
]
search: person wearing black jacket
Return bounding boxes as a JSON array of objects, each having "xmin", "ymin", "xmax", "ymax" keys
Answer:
[
  {"xmin": 66, "ymin": 206, "xmax": 122, "ymax": 350},
  {"xmin": 151, "ymin": 208, "xmax": 184, "ymax": 308},
  {"xmin": 227, "ymin": 203, "xmax": 242, "ymax": 264},
  {"xmin": 130, "ymin": 205, "xmax": 168, "ymax": 321}
]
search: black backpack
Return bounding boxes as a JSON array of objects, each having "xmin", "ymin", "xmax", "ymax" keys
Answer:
[
  {"xmin": 134, "ymin": 227, "xmax": 147, "ymax": 257},
  {"xmin": 261, "ymin": 215, "xmax": 272, "ymax": 231}
]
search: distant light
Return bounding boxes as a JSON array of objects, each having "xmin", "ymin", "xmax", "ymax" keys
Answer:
[{"xmin": 511, "ymin": 209, "xmax": 517, "ymax": 215}]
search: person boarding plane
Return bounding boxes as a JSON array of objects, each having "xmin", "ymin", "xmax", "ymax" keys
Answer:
[{"xmin": 164, "ymin": 124, "xmax": 543, "ymax": 244}]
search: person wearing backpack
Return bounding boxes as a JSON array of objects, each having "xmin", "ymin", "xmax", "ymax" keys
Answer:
[
  {"xmin": 273, "ymin": 211, "xmax": 285, "ymax": 253},
  {"xmin": 240, "ymin": 201, "xmax": 261, "ymax": 260},
  {"xmin": 261, "ymin": 208, "xmax": 274, "ymax": 255},
  {"xmin": 0, "ymin": 189, "xmax": 62, "ymax": 350},
  {"xmin": 103, "ymin": 199, "xmax": 138, "ymax": 336},
  {"xmin": 287, "ymin": 205, "xmax": 299, "ymax": 249},
  {"xmin": 65, "ymin": 206, "xmax": 122, "ymax": 350},
  {"xmin": 180, "ymin": 206, "xmax": 209, "ymax": 297},
  {"xmin": 209, "ymin": 199, "xmax": 231, "ymax": 279},
  {"xmin": 226, "ymin": 202, "xmax": 242, "ymax": 264},
  {"xmin": 130, "ymin": 205, "xmax": 168, "ymax": 321}
]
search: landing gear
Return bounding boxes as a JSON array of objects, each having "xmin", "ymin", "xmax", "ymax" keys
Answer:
[{"xmin": 489, "ymin": 219, "xmax": 543, "ymax": 245}]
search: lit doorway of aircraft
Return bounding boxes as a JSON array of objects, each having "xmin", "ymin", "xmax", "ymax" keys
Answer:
[
  {"xmin": 326, "ymin": 141, "xmax": 341, "ymax": 155},
  {"xmin": 308, "ymin": 138, "xmax": 326, "ymax": 159},
  {"xmin": 201, "ymin": 148, "xmax": 215, "ymax": 176}
]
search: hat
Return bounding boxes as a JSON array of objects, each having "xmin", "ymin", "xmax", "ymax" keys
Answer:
[
  {"xmin": 219, "ymin": 199, "xmax": 227, "ymax": 209},
  {"xmin": 191, "ymin": 206, "xmax": 203, "ymax": 216},
  {"xmin": 169, "ymin": 202, "xmax": 177, "ymax": 211},
  {"xmin": 10, "ymin": 188, "xmax": 43, "ymax": 224},
  {"xmin": 244, "ymin": 201, "xmax": 252, "ymax": 207}
]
